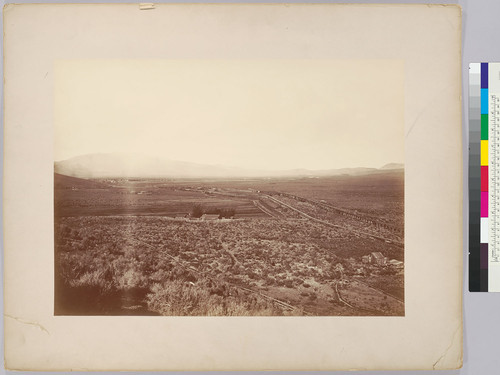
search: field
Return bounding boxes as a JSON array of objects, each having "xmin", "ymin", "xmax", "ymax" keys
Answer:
[{"xmin": 54, "ymin": 171, "xmax": 404, "ymax": 316}]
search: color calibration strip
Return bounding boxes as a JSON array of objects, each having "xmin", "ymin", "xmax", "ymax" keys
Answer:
[
  {"xmin": 470, "ymin": 63, "xmax": 500, "ymax": 292},
  {"xmin": 469, "ymin": 63, "xmax": 484, "ymax": 291}
]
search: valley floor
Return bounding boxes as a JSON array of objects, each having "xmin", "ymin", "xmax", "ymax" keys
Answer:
[{"xmin": 54, "ymin": 173, "xmax": 404, "ymax": 316}]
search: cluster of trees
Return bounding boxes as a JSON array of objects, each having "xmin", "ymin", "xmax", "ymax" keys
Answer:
[{"xmin": 191, "ymin": 204, "xmax": 236, "ymax": 219}]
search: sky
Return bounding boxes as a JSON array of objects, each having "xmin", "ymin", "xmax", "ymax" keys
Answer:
[{"xmin": 54, "ymin": 59, "xmax": 404, "ymax": 170}]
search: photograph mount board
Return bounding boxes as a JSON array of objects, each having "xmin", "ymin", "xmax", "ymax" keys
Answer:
[{"xmin": 3, "ymin": 3, "xmax": 462, "ymax": 370}]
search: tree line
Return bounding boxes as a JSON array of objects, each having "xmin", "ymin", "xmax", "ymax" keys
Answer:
[{"xmin": 191, "ymin": 204, "xmax": 235, "ymax": 219}]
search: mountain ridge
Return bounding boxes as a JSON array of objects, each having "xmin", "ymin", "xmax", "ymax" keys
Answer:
[{"xmin": 54, "ymin": 153, "xmax": 404, "ymax": 179}]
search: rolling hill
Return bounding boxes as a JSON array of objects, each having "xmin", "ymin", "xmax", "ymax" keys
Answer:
[{"xmin": 54, "ymin": 172, "xmax": 110, "ymax": 189}]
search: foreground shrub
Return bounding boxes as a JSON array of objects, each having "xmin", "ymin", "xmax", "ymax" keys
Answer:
[{"xmin": 146, "ymin": 280, "xmax": 285, "ymax": 316}]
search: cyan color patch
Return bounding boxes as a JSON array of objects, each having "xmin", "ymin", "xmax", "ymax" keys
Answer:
[{"xmin": 481, "ymin": 88, "xmax": 489, "ymax": 114}]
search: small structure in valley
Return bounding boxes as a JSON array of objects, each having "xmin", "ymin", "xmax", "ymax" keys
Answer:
[
  {"xmin": 201, "ymin": 214, "xmax": 220, "ymax": 221},
  {"xmin": 174, "ymin": 214, "xmax": 189, "ymax": 220}
]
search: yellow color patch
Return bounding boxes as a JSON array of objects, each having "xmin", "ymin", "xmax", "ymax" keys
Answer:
[{"xmin": 481, "ymin": 140, "xmax": 489, "ymax": 166}]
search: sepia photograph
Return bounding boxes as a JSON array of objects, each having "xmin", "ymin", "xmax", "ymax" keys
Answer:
[
  {"xmin": 4, "ymin": 3, "xmax": 463, "ymax": 370},
  {"xmin": 54, "ymin": 59, "xmax": 405, "ymax": 316}
]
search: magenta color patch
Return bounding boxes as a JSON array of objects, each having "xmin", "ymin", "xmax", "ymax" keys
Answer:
[{"xmin": 481, "ymin": 192, "xmax": 489, "ymax": 217}]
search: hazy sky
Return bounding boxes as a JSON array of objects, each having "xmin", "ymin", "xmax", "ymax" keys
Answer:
[{"xmin": 55, "ymin": 59, "xmax": 404, "ymax": 170}]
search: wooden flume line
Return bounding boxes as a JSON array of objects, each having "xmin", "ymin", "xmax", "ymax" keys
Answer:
[{"xmin": 264, "ymin": 194, "xmax": 404, "ymax": 248}]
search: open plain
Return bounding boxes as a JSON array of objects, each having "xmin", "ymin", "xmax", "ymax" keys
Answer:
[{"xmin": 55, "ymin": 170, "xmax": 404, "ymax": 316}]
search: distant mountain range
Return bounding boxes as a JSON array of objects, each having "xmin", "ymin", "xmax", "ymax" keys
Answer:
[
  {"xmin": 379, "ymin": 163, "xmax": 404, "ymax": 170},
  {"xmin": 54, "ymin": 153, "xmax": 403, "ymax": 179}
]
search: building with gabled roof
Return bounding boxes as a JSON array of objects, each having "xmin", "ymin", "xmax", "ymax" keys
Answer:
[{"xmin": 201, "ymin": 214, "xmax": 220, "ymax": 220}]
